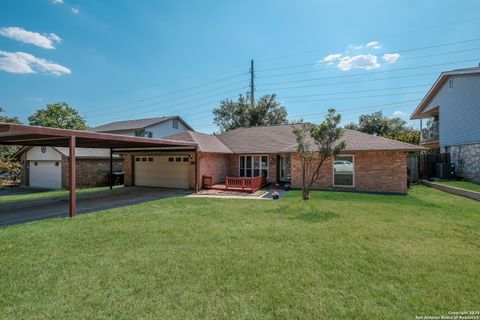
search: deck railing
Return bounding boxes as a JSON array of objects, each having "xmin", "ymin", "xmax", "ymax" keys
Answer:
[
  {"xmin": 225, "ymin": 176, "xmax": 266, "ymax": 192},
  {"xmin": 202, "ymin": 175, "xmax": 266, "ymax": 193}
]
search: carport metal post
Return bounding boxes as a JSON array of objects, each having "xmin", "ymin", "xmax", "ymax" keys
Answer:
[
  {"xmin": 109, "ymin": 148, "xmax": 113, "ymax": 189},
  {"xmin": 69, "ymin": 135, "xmax": 77, "ymax": 217}
]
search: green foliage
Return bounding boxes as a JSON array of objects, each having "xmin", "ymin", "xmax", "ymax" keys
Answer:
[
  {"xmin": 28, "ymin": 102, "xmax": 88, "ymax": 130},
  {"xmin": 346, "ymin": 111, "xmax": 420, "ymax": 144},
  {"xmin": 213, "ymin": 93, "xmax": 288, "ymax": 132},
  {"xmin": 293, "ymin": 108, "xmax": 346, "ymax": 199},
  {"xmin": 0, "ymin": 107, "xmax": 22, "ymax": 160}
]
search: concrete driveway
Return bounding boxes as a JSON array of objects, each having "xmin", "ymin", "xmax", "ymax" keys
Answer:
[{"xmin": 0, "ymin": 186, "xmax": 191, "ymax": 227}]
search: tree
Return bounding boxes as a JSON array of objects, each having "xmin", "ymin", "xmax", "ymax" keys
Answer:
[
  {"xmin": 0, "ymin": 107, "xmax": 22, "ymax": 159},
  {"xmin": 293, "ymin": 108, "xmax": 346, "ymax": 200},
  {"xmin": 213, "ymin": 93, "xmax": 288, "ymax": 132},
  {"xmin": 0, "ymin": 108, "xmax": 22, "ymax": 181},
  {"xmin": 345, "ymin": 111, "xmax": 420, "ymax": 144},
  {"xmin": 28, "ymin": 102, "xmax": 88, "ymax": 130}
]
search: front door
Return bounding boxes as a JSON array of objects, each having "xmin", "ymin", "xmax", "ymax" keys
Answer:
[{"xmin": 279, "ymin": 155, "xmax": 291, "ymax": 182}]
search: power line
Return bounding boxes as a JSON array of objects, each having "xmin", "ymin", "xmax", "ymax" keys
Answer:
[
  {"xmin": 256, "ymin": 37, "xmax": 480, "ymax": 72},
  {"xmin": 101, "ymin": 59, "xmax": 472, "ymax": 125},
  {"xmin": 253, "ymin": 16, "xmax": 480, "ymax": 63},
  {"xmin": 256, "ymin": 47, "xmax": 480, "ymax": 79},
  {"xmin": 268, "ymin": 84, "xmax": 430, "ymax": 99},
  {"xmin": 257, "ymin": 59, "xmax": 478, "ymax": 87},
  {"xmin": 89, "ymin": 86, "xmax": 247, "ymax": 119},
  {"xmin": 84, "ymin": 72, "xmax": 248, "ymax": 113},
  {"xmin": 90, "ymin": 94, "xmax": 241, "ymax": 127},
  {"xmin": 281, "ymin": 91, "xmax": 424, "ymax": 104}
]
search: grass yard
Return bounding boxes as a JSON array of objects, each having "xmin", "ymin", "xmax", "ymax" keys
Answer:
[
  {"xmin": 0, "ymin": 185, "xmax": 123, "ymax": 205},
  {"xmin": 435, "ymin": 180, "xmax": 480, "ymax": 193},
  {"xmin": 0, "ymin": 186, "xmax": 479, "ymax": 319}
]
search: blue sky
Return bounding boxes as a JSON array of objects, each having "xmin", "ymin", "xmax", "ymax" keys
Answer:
[{"xmin": 0, "ymin": 0, "xmax": 479, "ymax": 133}]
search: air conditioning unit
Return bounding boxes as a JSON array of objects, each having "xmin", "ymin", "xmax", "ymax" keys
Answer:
[{"xmin": 435, "ymin": 162, "xmax": 454, "ymax": 179}]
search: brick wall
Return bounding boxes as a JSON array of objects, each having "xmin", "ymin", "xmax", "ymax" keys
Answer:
[
  {"xmin": 199, "ymin": 153, "xmax": 230, "ymax": 184},
  {"xmin": 124, "ymin": 153, "xmax": 133, "ymax": 186},
  {"xmin": 291, "ymin": 151, "xmax": 408, "ymax": 194},
  {"xmin": 291, "ymin": 154, "xmax": 333, "ymax": 189},
  {"xmin": 62, "ymin": 157, "xmax": 124, "ymax": 189},
  {"xmin": 354, "ymin": 151, "xmax": 407, "ymax": 193}
]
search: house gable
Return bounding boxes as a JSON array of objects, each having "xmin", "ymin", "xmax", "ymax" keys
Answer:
[
  {"xmin": 25, "ymin": 146, "xmax": 62, "ymax": 161},
  {"xmin": 424, "ymin": 73, "xmax": 480, "ymax": 146}
]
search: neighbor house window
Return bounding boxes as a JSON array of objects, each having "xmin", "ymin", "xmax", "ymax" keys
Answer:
[
  {"xmin": 333, "ymin": 155, "xmax": 354, "ymax": 187},
  {"xmin": 172, "ymin": 119, "xmax": 179, "ymax": 129},
  {"xmin": 134, "ymin": 130, "xmax": 143, "ymax": 137},
  {"xmin": 144, "ymin": 131, "xmax": 153, "ymax": 138},
  {"xmin": 239, "ymin": 155, "xmax": 268, "ymax": 178}
]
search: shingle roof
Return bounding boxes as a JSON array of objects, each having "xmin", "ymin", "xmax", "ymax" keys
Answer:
[
  {"xmin": 93, "ymin": 116, "xmax": 193, "ymax": 132},
  {"xmin": 217, "ymin": 124, "xmax": 299, "ymax": 153},
  {"xmin": 410, "ymin": 66, "xmax": 480, "ymax": 119},
  {"xmin": 167, "ymin": 124, "xmax": 425, "ymax": 154},
  {"xmin": 166, "ymin": 131, "xmax": 232, "ymax": 153},
  {"xmin": 280, "ymin": 128, "xmax": 426, "ymax": 152}
]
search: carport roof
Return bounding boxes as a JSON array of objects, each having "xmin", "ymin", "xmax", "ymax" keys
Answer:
[{"xmin": 0, "ymin": 123, "xmax": 198, "ymax": 149}]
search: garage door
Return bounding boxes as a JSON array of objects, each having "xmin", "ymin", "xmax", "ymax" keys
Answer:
[
  {"xmin": 29, "ymin": 161, "xmax": 62, "ymax": 189},
  {"xmin": 134, "ymin": 156, "xmax": 189, "ymax": 188}
]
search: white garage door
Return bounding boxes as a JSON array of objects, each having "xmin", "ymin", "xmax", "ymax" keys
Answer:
[
  {"xmin": 29, "ymin": 161, "xmax": 62, "ymax": 189},
  {"xmin": 134, "ymin": 156, "xmax": 189, "ymax": 188}
]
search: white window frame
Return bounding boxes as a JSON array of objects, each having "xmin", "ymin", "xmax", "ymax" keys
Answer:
[
  {"xmin": 239, "ymin": 155, "xmax": 269, "ymax": 178},
  {"xmin": 333, "ymin": 154, "xmax": 355, "ymax": 188}
]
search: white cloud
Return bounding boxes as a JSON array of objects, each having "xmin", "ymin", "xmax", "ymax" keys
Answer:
[
  {"xmin": 51, "ymin": 0, "xmax": 64, "ymax": 3},
  {"xmin": 382, "ymin": 53, "xmax": 400, "ymax": 63},
  {"xmin": 0, "ymin": 27, "xmax": 62, "ymax": 49},
  {"xmin": 337, "ymin": 54, "xmax": 380, "ymax": 71},
  {"xmin": 393, "ymin": 110, "xmax": 407, "ymax": 118},
  {"xmin": 366, "ymin": 41, "xmax": 381, "ymax": 49},
  {"xmin": 348, "ymin": 44, "xmax": 364, "ymax": 50},
  {"xmin": 71, "ymin": 7, "xmax": 80, "ymax": 14},
  {"xmin": 0, "ymin": 50, "xmax": 71, "ymax": 75},
  {"xmin": 322, "ymin": 53, "xmax": 342, "ymax": 64}
]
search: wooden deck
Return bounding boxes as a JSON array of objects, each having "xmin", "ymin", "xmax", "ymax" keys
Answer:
[{"xmin": 202, "ymin": 176, "xmax": 266, "ymax": 193}]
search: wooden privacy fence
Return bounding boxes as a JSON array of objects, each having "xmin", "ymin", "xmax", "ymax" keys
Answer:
[{"xmin": 408, "ymin": 152, "xmax": 451, "ymax": 182}]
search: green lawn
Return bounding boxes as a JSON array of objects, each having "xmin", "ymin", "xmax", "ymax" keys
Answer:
[
  {"xmin": 0, "ymin": 185, "xmax": 123, "ymax": 205},
  {"xmin": 0, "ymin": 186, "xmax": 479, "ymax": 319},
  {"xmin": 435, "ymin": 180, "xmax": 480, "ymax": 193}
]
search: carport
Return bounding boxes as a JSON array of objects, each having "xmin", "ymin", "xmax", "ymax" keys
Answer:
[{"xmin": 0, "ymin": 123, "xmax": 198, "ymax": 218}]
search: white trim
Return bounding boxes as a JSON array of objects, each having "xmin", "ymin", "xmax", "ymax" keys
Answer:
[
  {"xmin": 333, "ymin": 154, "xmax": 355, "ymax": 188},
  {"xmin": 238, "ymin": 154, "xmax": 269, "ymax": 179}
]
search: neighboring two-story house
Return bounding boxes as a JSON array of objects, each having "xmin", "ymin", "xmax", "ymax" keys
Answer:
[
  {"xmin": 93, "ymin": 116, "xmax": 193, "ymax": 138},
  {"xmin": 410, "ymin": 66, "xmax": 480, "ymax": 183}
]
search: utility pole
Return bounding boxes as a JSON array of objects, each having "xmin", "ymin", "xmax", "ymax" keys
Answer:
[{"xmin": 249, "ymin": 59, "xmax": 255, "ymax": 107}]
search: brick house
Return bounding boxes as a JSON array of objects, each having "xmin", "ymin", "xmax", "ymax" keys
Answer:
[
  {"xmin": 122, "ymin": 124, "xmax": 425, "ymax": 194},
  {"xmin": 17, "ymin": 146, "xmax": 123, "ymax": 189}
]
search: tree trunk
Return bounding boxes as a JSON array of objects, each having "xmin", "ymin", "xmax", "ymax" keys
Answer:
[{"xmin": 302, "ymin": 188, "xmax": 310, "ymax": 200}]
